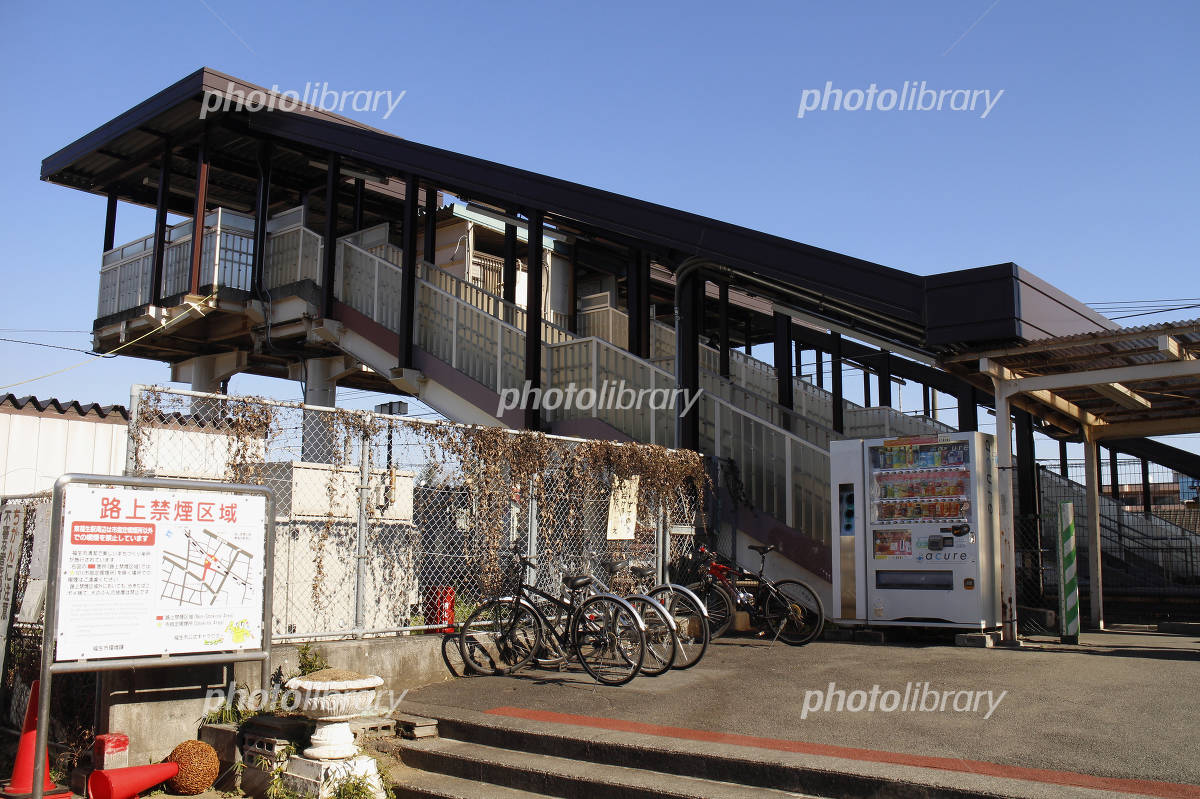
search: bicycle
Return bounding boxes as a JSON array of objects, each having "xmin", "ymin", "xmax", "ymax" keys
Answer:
[
  {"xmin": 593, "ymin": 557, "xmax": 710, "ymax": 671},
  {"xmin": 458, "ymin": 551, "xmax": 648, "ymax": 685},
  {"xmin": 688, "ymin": 544, "xmax": 824, "ymax": 645}
]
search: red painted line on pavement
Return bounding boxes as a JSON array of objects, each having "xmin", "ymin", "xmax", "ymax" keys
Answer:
[{"xmin": 486, "ymin": 706, "xmax": 1200, "ymax": 799}]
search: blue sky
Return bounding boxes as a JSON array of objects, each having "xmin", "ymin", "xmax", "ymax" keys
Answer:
[{"xmin": 1, "ymin": 1, "xmax": 1197, "ymax": 455}]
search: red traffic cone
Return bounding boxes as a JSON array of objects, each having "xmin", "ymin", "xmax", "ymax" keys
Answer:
[
  {"xmin": 3, "ymin": 680, "xmax": 69, "ymax": 798},
  {"xmin": 87, "ymin": 763, "xmax": 179, "ymax": 799}
]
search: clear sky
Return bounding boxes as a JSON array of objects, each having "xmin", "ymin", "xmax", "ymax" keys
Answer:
[{"xmin": 1, "ymin": 1, "xmax": 1197, "ymax": 456}]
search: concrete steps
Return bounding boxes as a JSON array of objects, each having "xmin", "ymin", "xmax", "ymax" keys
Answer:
[
  {"xmin": 379, "ymin": 701, "xmax": 1142, "ymax": 799},
  {"xmin": 380, "ymin": 736, "xmax": 816, "ymax": 799}
]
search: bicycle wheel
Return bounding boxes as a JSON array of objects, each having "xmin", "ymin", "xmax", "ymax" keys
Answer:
[
  {"xmin": 572, "ymin": 595, "xmax": 645, "ymax": 686},
  {"xmin": 687, "ymin": 581, "xmax": 734, "ymax": 639},
  {"xmin": 627, "ymin": 595, "xmax": 678, "ymax": 677},
  {"xmin": 648, "ymin": 585, "xmax": 709, "ymax": 669},
  {"xmin": 459, "ymin": 598, "xmax": 542, "ymax": 675},
  {"xmin": 764, "ymin": 579, "xmax": 825, "ymax": 645}
]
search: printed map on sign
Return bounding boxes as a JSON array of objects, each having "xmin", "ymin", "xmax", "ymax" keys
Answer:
[
  {"xmin": 56, "ymin": 484, "xmax": 267, "ymax": 661},
  {"xmin": 160, "ymin": 528, "xmax": 255, "ymax": 607}
]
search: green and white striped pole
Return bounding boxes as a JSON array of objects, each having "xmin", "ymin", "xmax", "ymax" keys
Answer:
[{"xmin": 1057, "ymin": 501, "xmax": 1080, "ymax": 644}]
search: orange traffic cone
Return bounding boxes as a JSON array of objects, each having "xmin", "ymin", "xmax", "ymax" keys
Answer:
[
  {"xmin": 87, "ymin": 763, "xmax": 178, "ymax": 799},
  {"xmin": 3, "ymin": 680, "xmax": 70, "ymax": 798}
]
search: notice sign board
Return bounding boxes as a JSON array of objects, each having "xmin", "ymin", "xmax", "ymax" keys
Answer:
[{"xmin": 55, "ymin": 480, "xmax": 269, "ymax": 661}]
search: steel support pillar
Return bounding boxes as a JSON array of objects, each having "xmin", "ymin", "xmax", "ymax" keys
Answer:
[
  {"xmin": 423, "ymin": 183, "xmax": 437, "ymax": 264},
  {"xmin": 1084, "ymin": 437, "xmax": 1104, "ymax": 629},
  {"xmin": 718, "ymin": 281, "xmax": 730, "ymax": 378},
  {"xmin": 150, "ymin": 138, "xmax": 171, "ymax": 304},
  {"xmin": 1142, "ymin": 459, "xmax": 1152, "ymax": 516},
  {"xmin": 815, "ymin": 349, "xmax": 824, "ymax": 389},
  {"xmin": 103, "ymin": 192, "xmax": 118, "ymax": 252},
  {"xmin": 1109, "ymin": 447, "xmax": 1120, "ymax": 501},
  {"xmin": 878, "ymin": 351, "xmax": 892, "ymax": 408},
  {"xmin": 250, "ymin": 140, "xmax": 272, "ymax": 298},
  {"xmin": 958, "ymin": 385, "xmax": 978, "ymax": 432},
  {"xmin": 524, "ymin": 210, "xmax": 545, "ymax": 430},
  {"xmin": 627, "ymin": 250, "xmax": 648, "ymax": 358},
  {"xmin": 352, "ymin": 178, "xmax": 365, "ymax": 232},
  {"xmin": 773, "ymin": 311, "xmax": 793, "ymax": 417},
  {"xmin": 676, "ymin": 271, "xmax": 702, "ymax": 451},
  {"xmin": 830, "ymin": 332, "xmax": 844, "ymax": 434},
  {"xmin": 321, "ymin": 154, "xmax": 341, "ymax": 319},
  {"xmin": 398, "ymin": 173, "xmax": 419, "ymax": 368},
  {"xmin": 1015, "ymin": 409, "xmax": 1038, "ymax": 519},
  {"xmin": 502, "ymin": 222, "xmax": 518, "ymax": 304}
]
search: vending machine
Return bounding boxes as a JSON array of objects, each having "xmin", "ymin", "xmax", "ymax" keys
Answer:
[{"xmin": 829, "ymin": 432, "xmax": 1001, "ymax": 629}]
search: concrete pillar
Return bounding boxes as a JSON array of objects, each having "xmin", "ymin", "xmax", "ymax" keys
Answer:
[
  {"xmin": 994, "ymin": 387, "xmax": 1018, "ymax": 643},
  {"xmin": 189, "ymin": 357, "xmax": 219, "ymax": 394},
  {"xmin": 302, "ymin": 356, "xmax": 340, "ymax": 463},
  {"xmin": 1084, "ymin": 435, "xmax": 1104, "ymax": 629},
  {"xmin": 303, "ymin": 356, "xmax": 339, "ymax": 407}
]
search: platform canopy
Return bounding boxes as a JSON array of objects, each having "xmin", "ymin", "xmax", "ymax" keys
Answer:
[
  {"xmin": 944, "ymin": 320, "xmax": 1200, "ymax": 641},
  {"xmin": 946, "ymin": 320, "xmax": 1200, "ymax": 441}
]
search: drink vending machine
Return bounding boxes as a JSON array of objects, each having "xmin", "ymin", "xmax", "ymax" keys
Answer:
[{"xmin": 829, "ymin": 432, "xmax": 1001, "ymax": 629}]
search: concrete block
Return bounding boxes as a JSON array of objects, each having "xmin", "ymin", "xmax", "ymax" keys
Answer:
[
  {"xmin": 93, "ymin": 733, "xmax": 129, "ymax": 770},
  {"xmin": 349, "ymin": 716, "xmax": 395, "ymax": 741},
  {"xmin": 955, "ymin": 631, "xmax": 1001, "ymax": 648},
  {"xmin": 199, "ymin": 723, "xmax": 242, "ymax": 792},
  {"xmin": 393, "ymin": 714, "xmax": 437, "ymax": 740},
  {"xmin": 281, "ymin": 754, "xmax": 385, "ymax": 799},
  {"xmin": 852, "ymin": 628, "xmax": 886, "ymax": 643}
]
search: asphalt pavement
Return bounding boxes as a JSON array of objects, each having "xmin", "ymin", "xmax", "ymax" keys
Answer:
[{"xmin": 405, "ymin": 627, "xmax": 1200, "ymax": 794}]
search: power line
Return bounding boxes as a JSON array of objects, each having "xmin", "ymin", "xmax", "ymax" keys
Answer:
[{"xmin": 0, "ymin": 337, "xmax": 112, "ymax": 357}]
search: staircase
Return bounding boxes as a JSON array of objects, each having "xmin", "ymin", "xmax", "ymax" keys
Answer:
[
  {"xmin": 1038, "ymin": 468, "xmax": 1200, "ymax": 594},
  {"xmin": 312, "ymin": 226, "xmax": 960, "ymax": 596},
  {"xmin": 94, "ymin": 212, "xmax": 954, "ymax": 605}
]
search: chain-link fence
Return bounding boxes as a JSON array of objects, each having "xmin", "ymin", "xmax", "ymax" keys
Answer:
[
  {"xmin": 0, "ymin": 495, "xmax": 97, "ymax": 774},
  {"xmin": 123, "ymin": 385, "xmax": 705, "ymax": 641}
]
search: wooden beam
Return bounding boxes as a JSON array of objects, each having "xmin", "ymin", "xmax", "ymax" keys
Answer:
[
  {"xmin": 1011, "ymin": 359, "xmax": 1200, "ymax": 393},
  {"xmin": 1090, "ymin": 382, "xmax": 1152, "ymax": 410},
  {"xmin": 1092, "ymin": 417, "xmax": 1200, "ymax": 441}
]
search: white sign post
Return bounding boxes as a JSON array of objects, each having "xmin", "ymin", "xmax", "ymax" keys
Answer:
[{"xmin": 32, "ymin": 474, "xmax": 274, "ymax": 799}]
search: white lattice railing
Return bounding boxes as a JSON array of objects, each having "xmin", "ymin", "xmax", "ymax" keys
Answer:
[{"xmin": 100, "ymin": 208, "xmax": 313, "ymax": 318}]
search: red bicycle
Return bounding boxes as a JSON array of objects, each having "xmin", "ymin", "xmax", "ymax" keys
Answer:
[{"xmin": 687, "ymin": 544, "xmax": 824, "ymax": 645}]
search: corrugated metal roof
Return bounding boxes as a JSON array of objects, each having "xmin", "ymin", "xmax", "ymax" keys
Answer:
[{"xmin": 1, "ymin": 394, "xmax": 129, "ymax": 421}]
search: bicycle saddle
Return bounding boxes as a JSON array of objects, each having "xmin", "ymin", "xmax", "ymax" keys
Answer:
[
  {"xmin": 630, "ymin": 564, "xmax": 655, "ymax": 580},
  {"xmin": 749, "ymin": 544, "xmax": 777, "ymax": 555},
  {"xmin": 602, "ymin": 559, "xmax": 630, "ymax": 574},
  {"xmin": 562, "ymin": 574, "xmax": 594, "ymax": 591}
]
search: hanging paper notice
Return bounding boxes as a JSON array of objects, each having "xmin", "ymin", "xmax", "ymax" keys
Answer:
[{"xmin": 606, "ymin": 476, "xmax": 640, "ymax": 540}]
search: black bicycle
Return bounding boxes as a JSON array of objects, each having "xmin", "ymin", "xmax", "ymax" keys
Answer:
[
  {"xmin": 593, "ymin": 557, "xmax": 711, "ymax": 671},
  {"xmin": 458, "ymin": 552, "xmax": 648, "ymax": 685},
  {"xmin": 688, "ymin": 544, "xmax": 824, "ymax": 645}
]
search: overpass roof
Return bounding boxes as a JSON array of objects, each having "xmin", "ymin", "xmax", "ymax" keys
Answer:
[{"xmin": 41, "ymin": 67, "xmax": 1111, "ymax": 358}]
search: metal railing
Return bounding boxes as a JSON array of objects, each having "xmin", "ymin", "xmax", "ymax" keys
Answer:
[{"xmin": 100, "ymin": 208, "xmax": 310, "ymax": 318}]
